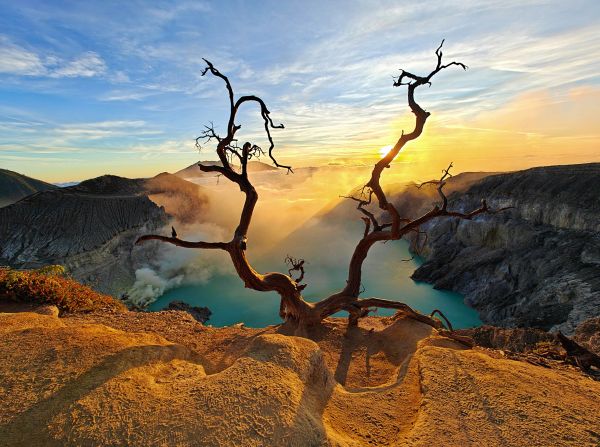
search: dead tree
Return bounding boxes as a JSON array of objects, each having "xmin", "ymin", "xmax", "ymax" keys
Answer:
[{"xmin": 137, "ymin": 41, "xmax": 502, "ymax": 331}]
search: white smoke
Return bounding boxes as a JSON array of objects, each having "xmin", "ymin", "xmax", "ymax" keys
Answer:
[
  {"xmin": 127, "ymin": 267, "xmax": 184, "ymax": 306},
  {"xmin": 127, "ymin": 222, "xmax": 233, "ymax": 307},
  {"xmin": 126, "ymin": 164, "xmax": 418, "ymax": 308}
]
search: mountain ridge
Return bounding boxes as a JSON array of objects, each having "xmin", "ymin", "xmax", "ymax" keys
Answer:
[
  {"xmin": 175, "ymin": 159, "xmax": 278, "ymax": 178},
  {"xmin": 0, "ymin": 172, "xmax": 208, "ymax": 296},
  {"xmin": 0, "ymin": 169, "xmax": 58, "ymax": 208}
]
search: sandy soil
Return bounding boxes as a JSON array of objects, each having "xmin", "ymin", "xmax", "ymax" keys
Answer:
[{"xmin": 1, "ymin": 307, "xmax": 599, "ymax": 446}]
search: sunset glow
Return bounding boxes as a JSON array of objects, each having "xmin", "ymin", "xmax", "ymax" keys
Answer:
[
  {"xmin": 0, "ymin": 1, "xmax": 598, "ymax": 182},
  {"xmin": 379, "ymin": 145, "xmax": 393, "ymax": 158},
  {"xmin": 1, "ymin": 4, "xmax": 599, "ymax": 442}
]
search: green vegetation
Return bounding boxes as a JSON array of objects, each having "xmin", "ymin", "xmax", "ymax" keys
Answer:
[{"xmin": 0, "ymin": 265, "xmax": 127, "ymax": 313}]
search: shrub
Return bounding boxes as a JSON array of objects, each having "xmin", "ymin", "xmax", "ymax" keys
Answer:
[{"xmin": 0, "ymin": 265, "xmax": 127, "ymax": 314}]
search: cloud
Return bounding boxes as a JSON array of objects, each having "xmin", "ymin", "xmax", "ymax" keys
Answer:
[
  {"xmin": 0, "ymin": 37, "xmax": 106, "ymax": 78},
  {"xmin": 0, "ymin": 119, "xmax": 167, "ymax": 158},
  {"xmin": 127, "ymin": 222, "xmax": 231, "ymax": 307},
  {"xmin": 52, "ymin": 120, "xmax": 161, "ymax": 140},
  {"xmin": 2, "ymin": 1, "xmax": 600, "ymax": 181},
  {"xmin": 0, "ymin": 38, "xmax": 46, "ymax": 75},
  {"xmin": 50, "ymin": 51, "xmax": 106, "ymax": 78},
  {"xmin": 100, "ymin": 89, "xmax": 158, "ymax": 102}
]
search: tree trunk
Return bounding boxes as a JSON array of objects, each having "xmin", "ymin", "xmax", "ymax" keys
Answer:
[{"xmin": 137, "ymin": 44, "xmax": 503, "ymax": 333}]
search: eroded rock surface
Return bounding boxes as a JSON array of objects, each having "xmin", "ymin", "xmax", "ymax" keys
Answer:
[
  {"xmin": 1, "ymin": 311, "xmax": 599, "ymax": 446},
  {"xmin": 398, "ymin": 163, "xmax": 600, "ymax": 334}
]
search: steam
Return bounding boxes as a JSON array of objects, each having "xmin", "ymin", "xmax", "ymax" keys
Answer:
[
  {"xmin": 127, "ymin": 267, "xmax": 184, "ymax": 306},
  {"xmin": 127, "ymin": 222, "xmax": 232, "ymax": 307},
  {"xmin": 128, "ymin": 163, "xmax": 419, "ymax": 308}
]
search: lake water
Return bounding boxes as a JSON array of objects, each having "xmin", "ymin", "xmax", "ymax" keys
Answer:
[{"xmin": 149, "ymin": 239, "xmax": 481, "ymax": 329}]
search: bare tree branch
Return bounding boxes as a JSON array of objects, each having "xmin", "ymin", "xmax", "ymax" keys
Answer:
[
  {"xmin": 430, "ymin": 309, "xmax": 453, "ymax": 331},
  {"xmin": 366, "ymin": 40, "xmax": 466, "ymax": 211},
  {"xmin": 136, "ymin": 234, "xmax": 228, "ymax": 250},
  {"xmin": 315, "ymin": 41, "xmax": 505, "ymax": 326},
  {"xmin": 136, "ymin": 43, "xmax": 504, "ymax": 334},
  {"xmin": 417, "ymin": 162, "xmax": 454, "ymax": 210},
  {"xmin": 285, "ymin": 255, "xmax": 306, "ymax": 283},
  {"xmin": 137, "ymin": 59, "xmax": 311, "ymax": 322}
]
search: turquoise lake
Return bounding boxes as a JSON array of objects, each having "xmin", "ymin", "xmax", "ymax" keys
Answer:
[{"xmin": 149, "ymin": 239, "xmax": 481, "ymax": 329}]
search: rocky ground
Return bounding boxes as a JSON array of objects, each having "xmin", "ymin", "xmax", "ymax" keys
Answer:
[{"xmin": 1, "ymin": 305, "xmax": 599, "ymax": 446}]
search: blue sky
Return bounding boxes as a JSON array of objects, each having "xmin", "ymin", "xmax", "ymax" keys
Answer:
[{"xmin": 1, "ymin": 0, "xmax": 599, "ymax": 182}]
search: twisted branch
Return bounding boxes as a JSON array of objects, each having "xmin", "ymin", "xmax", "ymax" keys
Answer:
[
  {"xmin": 366, "ymin": 40, "xmax": 466, "ymax": 210},
  {"xmin": 136, "ymin": 43, "xmax": 504, "ymax": 337},
  {"xmin": 316, "ymin": 41, "xmax": 507, "ymax": 328},
  {"xmin": 137, "ymin": 59, "xmax": 311, "ymax": 322},
  {"xmin": 285, "ymin": 255, "xmax": 306, "ymax": 284}
]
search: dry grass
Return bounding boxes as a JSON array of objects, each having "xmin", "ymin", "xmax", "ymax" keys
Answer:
[{"xmin": 0, "ymin": 265, "xmax": 126, "ymax": 314}]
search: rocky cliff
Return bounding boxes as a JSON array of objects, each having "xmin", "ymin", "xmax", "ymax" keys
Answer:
[
  {"xmin": 399, "ymin": 163, "xmax": 600, "ymax": 334},
  {"xmin": 0, "ymin": 173, "xmax": 208, "ymax": 296}
]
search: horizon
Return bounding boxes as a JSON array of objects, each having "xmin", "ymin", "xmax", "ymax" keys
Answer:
[
  {"xmin": 1, "ymin": 0, "xmax": 599, "ymax": 183},
  {"xmin": 6, "ymin": 159, "xmax": 600, "ymax": 188},
  {"xmin": 1, "ymin": 3, "xmax": 600, "ymax": 441}
]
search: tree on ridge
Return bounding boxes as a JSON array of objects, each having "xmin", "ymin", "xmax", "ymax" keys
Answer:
[{"xmin": 137, "ymin": 41, "xmax": 501, "ymax": 333}]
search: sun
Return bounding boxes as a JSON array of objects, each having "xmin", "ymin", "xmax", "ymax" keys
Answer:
[{"xmin": 379, "ymin": 144, "xmax": 393, "ymax": 158}]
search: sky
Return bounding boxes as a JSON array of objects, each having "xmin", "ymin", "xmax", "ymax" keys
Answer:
[{"xmin": 0, "ymin": 0, "xmax": 599, "ymax": 183}]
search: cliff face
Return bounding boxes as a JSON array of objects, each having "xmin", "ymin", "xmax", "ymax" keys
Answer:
[
  {"xmin": 0, "ymin": 169, "xmax": 57, "ymax": 208},
  {"xmin": 0, "ymin": 173, "xmax": 207, "ymax": 296},
  {"xmin": 404, "ymin": 163, "xmax": 600, "ymax": 334}
]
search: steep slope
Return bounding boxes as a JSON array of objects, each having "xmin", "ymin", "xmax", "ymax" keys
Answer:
[
  {"xmin": 0, "ymin": 173, "xmax": 208, "ymax": 296},
  {"xmin": 0, "ymin": 169, "xmax": 57, "ymax": 208},
  {"xmin": 1, "ymin": 309, "xmax": 598, "ymax": 446},
  {"xmin": 400, "ymin": 163, "xmax": 600, "ymax": 333}
]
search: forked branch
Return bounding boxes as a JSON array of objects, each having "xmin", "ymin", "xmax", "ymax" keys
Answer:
[
  {"xmin": 137, "ymin": 59, "xmax": 312, "ymax": 322},
  {"xmin": 285, "ymin": 255, "xmax": 306, "ymax": 284},
  {"xmin": 136, "ymin": 43, "xmax": 504, "ymax": 337}
]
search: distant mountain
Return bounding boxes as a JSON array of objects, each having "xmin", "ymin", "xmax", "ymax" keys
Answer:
[
  {"xmin": 175, "ymin": 159, "xmax": 278, "ymax": 178},
  {"xmin": 53, "ymin": 181, "xmax": 81, "ymax": 188},
  {"xmin": 0, "ymin": 172, "xmax": 208, "ymax": 296},
  {"xmin": 247, "ymin": 160, "xmax": 278, "ymax": 172},
  {"xmin": 175, "ymin": 160, "xmax": 223, "ymax": 178},
  {"xmin": 300, "ymin": 171, "xmax": 497, "ymax": 226},
  {"xmin": 0, "ymin": 169, "xmax": 58, "ymax": 208}
]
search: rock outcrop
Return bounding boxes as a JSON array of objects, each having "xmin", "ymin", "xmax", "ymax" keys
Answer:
[
  {"xmin": 166, "ymin": 300, "xmax": 212, "ymax": 323},
  {"xmin": 1, "ymin": 310, "xmax": 599, "ymax": 446},
  {"xmin": 398, "ymin": 163, "xmax": 600, "ymax": 334},
  {"xmin": 0, "ymin": 173, "xmax": 208, "ymax": 296},
  {"xmin": 455, "ymin": 325, "xmax": 557, "ymax": 353}
]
